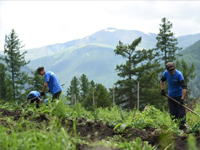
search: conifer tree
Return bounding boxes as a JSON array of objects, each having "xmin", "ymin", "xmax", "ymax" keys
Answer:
[
  {"xmin": 114, "ymin": 37, "xmax": 162, "ymax": 110},
  {"xmin": 95, "ymin": 84, "xmax": 111, "ymax": 108},
  {"xmin": 67, "ymin": 76, "xmax": 80, "ymax": 104},
  {"xmin": 84, "ymin": 83, "xmax": 111, "ymax": 110},
  {"xmin": 3, "ymin": 29, "xmax": 30, "ymax": 100},
  {"xmin": 79, "ymin": 74, "xmax": 89, "ymax": 100},
  {"xmin": 0, "ymin": 63, "xmax": 7, "ymax": 100},
  {"xmin": 156, "ymin": 17, "xmax": 182, "ymax": 65}
]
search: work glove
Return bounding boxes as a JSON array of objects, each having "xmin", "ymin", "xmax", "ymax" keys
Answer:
[
  {"xmin": 180, "ymin": 98, "xmax": 184, "ymax": 104},
  {"xmin": 161, "ymin": 89, "xmax": 166, "ymax": 96},
  {"xmin": 40, "ymin": 92, "xmax": 45, "ymax": 96}
]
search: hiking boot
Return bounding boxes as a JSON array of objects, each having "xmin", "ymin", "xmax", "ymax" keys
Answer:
[{"xmin": 179, "ymin": 124, "xmax": 187, "ymax": 133}]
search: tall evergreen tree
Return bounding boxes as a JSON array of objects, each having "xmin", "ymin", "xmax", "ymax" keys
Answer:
[
  {"xmin": 114, "ymin": 37, "xmax": 162, "ymax": 110},
  {"xmin": 0, "ymin": 63, "xmax": 7, "ymax": 100},
  {"xmin": 3, "ymin": 29, "xmax": 30, "ymax": 100},
  {"xmin": 67, "ymin": 76, "xmax": 80, "ymax": 104},
  {"xmin": 84, "ymin": 83, "xmax": 111, "ymax": 110},
  {"xmin": 156, "ymin": 17, "xmax": 182, "ymax": 65},
  {"xmin": 79, "ymin": 74, "xmax": 89, "ymax": 100},
  {"xmin": 95, "ymin": 84, "xmax": 111, "ymax": 108}
]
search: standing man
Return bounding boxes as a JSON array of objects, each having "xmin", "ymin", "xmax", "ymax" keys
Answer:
[
  {"xmin": 37, "ymin": 67, "xmax": 62, "ymax": 102},
  {"xmin": 27, "ymin": 91, "xmax": 42, "ymax": 108},
  {"xmin": 160, "ymin": 62, "xmax": 187, "ymax": 130}
]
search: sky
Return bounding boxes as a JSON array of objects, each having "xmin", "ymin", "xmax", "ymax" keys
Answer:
[{"xmin": 0, "ymin": 1, "xmax": 200, "ymax": 51}]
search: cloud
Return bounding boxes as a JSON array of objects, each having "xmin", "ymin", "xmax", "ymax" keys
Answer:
[{"xmin": 0, "ymin": 1, "xmax": 200, "ymax": 50}]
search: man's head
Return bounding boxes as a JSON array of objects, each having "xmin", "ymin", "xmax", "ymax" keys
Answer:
[
  {"xmin": 37, "ymin": 67, "xmax": 45, "ymax": 75},
  {"xmin": 166, "ymin": 62, "xmax": 176, "ymax": 74}
]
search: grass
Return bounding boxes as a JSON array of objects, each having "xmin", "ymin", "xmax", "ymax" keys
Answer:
[{"xmin": 1, "ymin": 98, "xmax": 200, "ymax": 149}]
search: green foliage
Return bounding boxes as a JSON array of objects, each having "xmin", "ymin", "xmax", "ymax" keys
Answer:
[
  {"xmin": 2, "ymin": 100, "xmax": 200, "ymax": 149},
  {"xmin": 79, "ymin": 74, "xmax": 89, "ymax": 101},
  {"xmin": 83, "ymin": 83, "xmax": 111, "ymax": 110},
  {"xmin": 176, "ymin": 59, "xmax": 195, "ymax": 105},
  {"xmin": 95, "ymin": 83, "xmax": 112, "ymax": 108},
  {"xmin": 67, "ymin": 76, "xmax": 80, "ymax": 104},
  {"xmin": 28, "ymin": 70, "xmax": 44, "ymax": 92},
  {"xmin": 0, "ymin": 63, "xmax": 6, "ymax": 100},
  {"xmin": 177, "ymin": 40, "xmax": 200, "ymax": 98},
  {"xmin": 187, "ymin": 134, "xmax": 198, "ymax": 150},
  {"xmin": 0, "ymin": 123, "xmax": 76, "ymax": 150},
  {"xmin": 2, "ymin": 29, "xmax": 30, "ymax": 100},
  {"xmin": 118, "ymin": 137, "xmax": 157, "ymax": 150},
  {"xmin": 156, "ymin": 17, "xmax": 182, "ymax": 65},
  {"xmin": 114, "ymin": 37, "xmax": 163, "ymax": 110}
]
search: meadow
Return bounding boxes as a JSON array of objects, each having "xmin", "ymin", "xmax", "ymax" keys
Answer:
[{"xmin": 1, "ymin": 98, "xmax": 200, "ymax": 150}]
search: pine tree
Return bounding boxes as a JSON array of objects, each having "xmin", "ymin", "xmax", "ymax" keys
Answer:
[
  {"xmin": 67, "ymin": 76, "xmax": 80, "ymax": 104},
  {"xmin": 79, "ymin": 74, "xmax": 89, "ymax": 100},
  {"xmin": 114, "ymin": 37, "xmax": 162, "ymax": 110},
  {"xmin": 95, "ymin": 84, "xmax": 111, "ymax": 108},
  {"xmin": 3, "ymin": 29, "xmax": 30, "ymax": 100},
  {"xmin": 84, "ymin": 83, "xmax": 111, "ymax": 110},
  {"xmin": 0, "ymin": 63, "xmax": 7, "ymax": 100},
  {"xmin": 156, "ymin": 17, "xmax": 182, "ymax": 65}
]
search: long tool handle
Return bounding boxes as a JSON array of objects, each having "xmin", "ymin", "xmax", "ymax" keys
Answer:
[{"xmin": 165, "ymin": 94, "xmax": 200, "ymax": 117}]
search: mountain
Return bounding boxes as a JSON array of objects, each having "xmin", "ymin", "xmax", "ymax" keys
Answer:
[
  {"xmin": 23, "ymin": 28, "xmax": 158, "ymax": 61},
  {"xmin": 178, "ymin": 40, "xmax": 200, "ymax": 98},
  {"xmin": 2, "ymin": 28, "xmax": 200, "ymax": 92},
  {"xmin": 177, "ymin": 33, "xmax": 200, "ymax": 50},
  {"xmin": 22, "ymin": 28, "xmax": 200, "ymax": 62},
  {"xmin": 28, "ymin": 44, "xmax": 125, "ymax": 89}
]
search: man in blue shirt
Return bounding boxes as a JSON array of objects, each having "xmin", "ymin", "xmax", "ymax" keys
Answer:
[
  {"xmin": 160, "ymin": 62, "xmax": 187, "ymax": 130},
  {"xmin": 27, "ymin": 91, "xmax": 42, "ymax": 108},
  {"xmin": 37, "ymin": 67, "xmax": 62, "ymax": 102}
]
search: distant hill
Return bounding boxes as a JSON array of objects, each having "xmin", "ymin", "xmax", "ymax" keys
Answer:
[
  {"xmin": 28, "ymin": 44, "xmax": 125, "ymax": 89},
  {"xmin": 177, "ymin": 33, "xmax": 200, "ymax": 50},
  {"xmin": 178, "ymin": 40, "xmax": 200, "ymax": 98},
  {"xmin": 22, "ymin": 28, "xmax": 200, "ymax": 62},
  {"xmin": 23, "ymin": 28, "xmax": 159, "ymax": 61},
  {"xmin": 1, "ymin": 28, "xmax": 200, "ymax": 93}
]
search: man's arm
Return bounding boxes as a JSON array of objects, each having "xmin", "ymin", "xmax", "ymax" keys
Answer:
[
  {"xmin": 182, "ymin": 89, "xmax": 187, "ymax": 99},
  {"xmin": 38, "ymin": 98, "xmax": 42, "ymax": 106},
  {"xmin": 160, "ymin": 76, "xmax": 167, "ymax": 96},
  {"xmin": 180, "ymin": 80, "xmax": 187, "ymax": 99},
  {"xmin": 42, "ymin": 82, "xmax": 48, "ymax": 93},
  {"xmin": 161, "ymin": 81, "xmax": 165, "ymax": 90}
]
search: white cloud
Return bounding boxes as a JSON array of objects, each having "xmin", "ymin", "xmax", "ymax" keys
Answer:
[{"xmin": 0, "ymin": 1, "xmax": 200, "ymax": 50}]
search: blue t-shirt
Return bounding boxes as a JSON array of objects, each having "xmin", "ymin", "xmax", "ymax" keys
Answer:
[
  {"xmin": 44, "ymin": 71, "xmax": 62, "ymax": 94},
  {"xmin": 27, "ymin": 91, "xmax": 40, "ymax": 100},
  {"xmin": 162, "ymin": 70, "xmax": 184, "ymax": 97}
]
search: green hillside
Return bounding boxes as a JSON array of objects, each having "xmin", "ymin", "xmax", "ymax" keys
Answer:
[
  {"xmin": 27, "ymin": 44, "xmax": 125, "ymax": 89},
  {"xmin": 178, "ymin": 40, "xmax": 200, "ymax": 98},
  {"xmin": 2, "ymin": 28, "xmax": 198, "ymax": 95},
  {"xmin": 177, "ymin": 33, "xmax": 200, "ymax": 49}
]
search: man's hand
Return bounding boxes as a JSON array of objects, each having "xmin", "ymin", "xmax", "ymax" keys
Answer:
[
  {"xmin": 161, "ymin": 89, "xmax": 166, "ymax": 96},
  {"xmin": 180, "ymin": 98, "xmax": 184, "ymax": 104},
  {"xmin": 40, "ymin": 92, "xmax": 45, "ymax": 96}
]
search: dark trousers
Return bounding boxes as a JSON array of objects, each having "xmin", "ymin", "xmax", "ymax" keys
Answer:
[
  {"xmin": 168, "ymin": 96, "xmax": 186, "ymax": 124},
  {"xmin": 30, "ymin": 98, "xmax": 39, "ymax": 108},
  {"xmin": 52, "ymin": 91, "xmax": 62, "ymax": 102}
]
